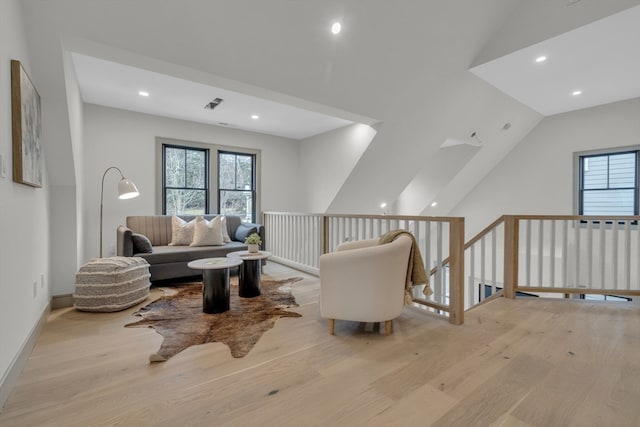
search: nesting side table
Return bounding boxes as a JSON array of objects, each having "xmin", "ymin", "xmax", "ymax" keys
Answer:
[
  {"xmin": 187, "ymin": 257, "xmax": 243, "ymax": 313},
  {"xmin": 226, "ymin": 251, "xmax": 272, "ymax": 298}
]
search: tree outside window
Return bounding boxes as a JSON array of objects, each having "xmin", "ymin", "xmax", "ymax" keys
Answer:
[
  {"xmin": 163, "ymin": 145, "xmax": 208, "ymax": 215},
  {"xmin": 218, "ymin": 151, "xmax": 255, "ymax": 222}
]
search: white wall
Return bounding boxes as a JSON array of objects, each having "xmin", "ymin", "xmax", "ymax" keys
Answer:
[
  {"xmin": 451, "ymin": 97, "xmax": 640, "ymax": 239},
  {"xmin": 81, "ymin": 104, "xmax": 301, "ymax": 264},
  {"xmin": 62, "ymin": 49, "xmax": 85, "ymax": 270},
  {"xmin": 299, "ymin": 123, "xmax": 376, "ymax": 213},
  {"xmin": 0, "ymin": 0, "xmax": 51, "ymax": 399},
  {"xmin": 46, "ymin": 51, "xmax": 85, "ymax": 297}
]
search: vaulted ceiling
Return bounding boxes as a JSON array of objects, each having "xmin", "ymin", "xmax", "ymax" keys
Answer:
[{"xmin": 21, "ymin": 0, "xmax": 640, "ymax": 214}]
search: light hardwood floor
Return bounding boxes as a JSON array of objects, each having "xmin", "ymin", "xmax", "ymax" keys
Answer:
[{"xmin": 2, "ymin": 263, "xmax": 640, "ymax": 426}]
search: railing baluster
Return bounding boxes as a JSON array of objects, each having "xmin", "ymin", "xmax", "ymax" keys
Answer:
[
  {"xmin": 574, "ymin": 219, "xmax": 580, "ymax": 288},
  {"xmin": 480, "ymin": 235, "xmax": 485, "ymax": 300},
  {"xmin": 491, "ymin": 227, "xmax": 497, "ymax": 295},
  {"xmin": 469, "ymin": 242, "xmax": 475, "ymax": 306},
  {"xmin": 424, "ymin": 221, "xmax": 431, "ymax": 281},
  {"xmin": 625, "ymin": 220, "xmax": 631, "ymax": 290},
  {"xmin": 537, "ymin": 219, "xmax": 543, "ymax": 287},
  {"xmin": 525, "ymin": 220, "xmax": 531, "ymax": 285},
  {"xmin": 637, "ymin": 219, "xmax": 640, "ymax": 292},
  {"xmin": 436, "ymin": 222, "xmax": 443, "ymax": 304},
  {"xmin": 562, "ymin": 220, "xmax": 568, "ymax": 287},
  {"xmin": 587, "ymin": 219, "xmax": 593, "ymax": 288},
  {"xmin": 612, "ymin": 220, "xmax": 619, "ymax": 290},
  {"xmin": 599, "ymin": 219, "xmax": 606, "ymax": 290},
  {"xmin": 550, "ymin": 220, "xmax": 556, "ymax": 288}
]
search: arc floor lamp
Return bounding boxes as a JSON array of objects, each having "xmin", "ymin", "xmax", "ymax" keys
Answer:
[{"xmin": 100, "ymin": 166, "xmax": 139, "ymax": 258}]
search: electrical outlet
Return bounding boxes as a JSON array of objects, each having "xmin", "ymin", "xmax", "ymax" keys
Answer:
[
  {"xmin": 33, "ymin": 281, "xmax": 37, "ymax": 298},
  {"xmin": 0, "ymin": 154, "xmax": 6, "ymax": 178}
]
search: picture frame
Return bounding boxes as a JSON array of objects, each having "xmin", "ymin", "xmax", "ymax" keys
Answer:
[{"xmin": 11, "ymin": 59, "xmax": 42, "ymax": 188}]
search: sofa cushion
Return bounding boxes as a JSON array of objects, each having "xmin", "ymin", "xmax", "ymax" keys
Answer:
[
  {"xmin": 136, "ymin": 242, "xmax": 247, "ymax": 264},
  {"xmin": 191, "ymin": 216, "xmax": 225, "ymax": 246},
  {"xmin": 168, "ymin": 216, "xmax": 196, "ymax": 246},
  {"xmin": 235, "ymin": 223, "xmax": 257, "ymax": 242},
  {"xmin": 131, "ymin": 233, "xmax": 153, "ymax": 253}
]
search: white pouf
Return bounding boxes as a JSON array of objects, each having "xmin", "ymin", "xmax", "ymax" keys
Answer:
[{"xmin": 74, "ymin": 256, "xmax": 151, "ymax": 312}]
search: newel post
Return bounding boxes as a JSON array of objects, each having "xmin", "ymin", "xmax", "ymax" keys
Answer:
[
  {"xmin": 321, "ymin": 215, "xmax": 329, "ymax": 255},
  {"xmin": 448, "ymin": 217, "xmax": 465, "ymax": 325},
  {"xmin": 503, "ymin": 215, "xmax": 519, "ymax": 299}
]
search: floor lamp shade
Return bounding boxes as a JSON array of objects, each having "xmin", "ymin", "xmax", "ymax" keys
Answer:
[
  {"xmin": 100, "ymin": 166, "xmax": 140, "ymax": 257},
  {"xmin": 118, "ymin": 178, "xmax": 140, "ymax": 199}
]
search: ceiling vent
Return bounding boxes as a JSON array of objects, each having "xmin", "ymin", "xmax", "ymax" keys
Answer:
[{"xmin": 205, "ymin": 98, "xmax": 224, "ymax": 110}]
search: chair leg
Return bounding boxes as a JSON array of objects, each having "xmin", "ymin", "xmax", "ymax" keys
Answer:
[
  {"xmin": 385, "ymin": 320, "xmax": 392, "ymax": 335},
  {"xmin": 329, "ymin": 319, "xmax": 335, "ymax": 335}
]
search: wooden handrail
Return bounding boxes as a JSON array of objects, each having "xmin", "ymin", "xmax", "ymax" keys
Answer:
[
  {"xmin": 429, "ymin": 215, "xmax": 508, "ymax": 277},
  {"xmin": 464, "ymin": 215, "xmax": 506, "ymax": 249},
  {"xmin": 510, "ymin": 214, "xmax": 640, "ymax": 221}
]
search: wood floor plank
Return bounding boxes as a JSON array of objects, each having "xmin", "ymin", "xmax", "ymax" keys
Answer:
[{"xmin": 2, "ymin": 263, "xmax": 640, "ymax": 426}]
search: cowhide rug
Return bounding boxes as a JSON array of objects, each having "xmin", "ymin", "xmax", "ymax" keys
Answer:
[{"xmin": 125, "ymin": 276, "xmax": 303, "ymax": 362}]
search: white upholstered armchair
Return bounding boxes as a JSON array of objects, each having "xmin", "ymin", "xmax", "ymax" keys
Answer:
[{"xmin": 319, "ymin": 235, "xmax": 413, "ymax": 335}]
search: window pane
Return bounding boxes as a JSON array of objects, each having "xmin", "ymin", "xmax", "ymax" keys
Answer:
[
  {"xmin": 609, "ymin": 153, "xmax": 635, "ymax": 188},
  {"xmin": 165, "ymin": 147, "xmax": 185, "ymax": 187},
  {"xmin": 219, "ymin": 153, "xmax": 236, "ymax": 189},
  {"xmin": 236, "ymin": 155, "xmax": 253, "ymax": 189},
  {"xmin": 220, "ymin": 190, "xmax": 252, "ymax": 222},
  {"xmin": 165, "ymin": 189, "xmax": 206, "ymax": 215},
  {"xmin": 582, "ymin": 189, "xmax": 635, "ymax": 215},
  {"xmin": 186, "ymin": 150, "xmax": 205, "ymax": 188},
  {"xmin": 582, "ymin": 156, "xmax": 607, "ymax": 189}
]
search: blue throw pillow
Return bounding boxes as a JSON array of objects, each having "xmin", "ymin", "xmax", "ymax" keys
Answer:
[{"xmin": 234, "ymin": 224, "xmax": 257, "ymax": 243}]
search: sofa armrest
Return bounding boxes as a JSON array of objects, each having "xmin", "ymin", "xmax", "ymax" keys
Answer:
[{"xmin": 117, "ymin": 225, "xmax": 134, "ymax": 257}]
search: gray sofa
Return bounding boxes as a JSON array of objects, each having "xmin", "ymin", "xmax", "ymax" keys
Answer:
[{"xmin": 117, "ymin": 214, "xmax": 265, "ymax": 282}]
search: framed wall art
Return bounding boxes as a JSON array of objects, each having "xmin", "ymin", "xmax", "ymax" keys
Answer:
[{"xmin": 11, "ymin": 59, "xmax": 42, "ymax": 187}]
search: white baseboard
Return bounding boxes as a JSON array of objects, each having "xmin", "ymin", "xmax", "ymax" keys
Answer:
[
  {"xmin": 0, "ymin": 302, "xmax": 50, "ymax": 412},
  {"xmin": 270, "ymin": 257, "xmax": 319, "ymax": 277},
  {"xmin": 51, "ymin": 293, "xmax": 74, "ymax": 309}
]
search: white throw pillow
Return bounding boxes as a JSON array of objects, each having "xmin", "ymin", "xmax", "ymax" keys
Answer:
[
  {"xmin": 220, "ymin": 215, "xmax": 232, "ymax": 243},
  {"xmin": 168, "ymin": 216, "xmax": 196, "ymax": 246},
  {"xmin": 191, "ymin": 215, "xmax": 225, "ymax": 246}
]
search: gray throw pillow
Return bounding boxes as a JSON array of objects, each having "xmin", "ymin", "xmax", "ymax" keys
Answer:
[
  {"xmin": 234, "ymin": 224, "xmax": 257, "ymax": 242},
  {"xmin": 132, "ymin": 233, "xmax": 153, "ymax": 253}
]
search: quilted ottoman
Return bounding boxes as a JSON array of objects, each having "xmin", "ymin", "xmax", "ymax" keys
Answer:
[{"xmin": 74, "ymin": 256, "xmax": 151, "ymax": 312}]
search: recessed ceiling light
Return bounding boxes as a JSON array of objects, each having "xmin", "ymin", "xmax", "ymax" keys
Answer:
[
  {"xmin": 331, "ymin": 22, "xmax": 342, "ymax": 35},
  {"xmin": 380, "ymin": 202, "xmax": 387, "ymax": 208},
  {"xmin": 431, "ymin": 202, "xmax": 438, "ymax": 207},
  {"xmin": 572, "ymin": 90, "xmax": 583, "ymax": 96},
  {"xmin": 535, "ymin": 56, "xmax": 547, "ymax": 63},
  {"xmin": 138, "ymin": 90, "xmax": 149, "ymax": 97},
  {"xmin": 251, "ymin": 114, "xmax": 259, "ymax": 120}
]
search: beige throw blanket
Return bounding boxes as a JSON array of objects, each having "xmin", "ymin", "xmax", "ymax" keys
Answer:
[{"xmin": 378, "ymin": 230, "xmax": 432, "ymax": 305}]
